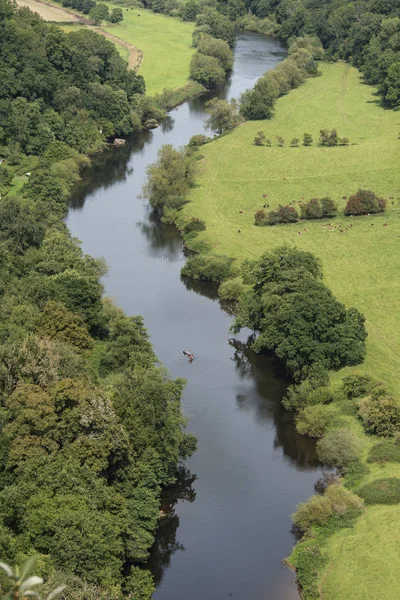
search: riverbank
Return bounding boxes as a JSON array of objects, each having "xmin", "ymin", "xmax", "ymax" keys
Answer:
[{"xmin": 174, "ymin": 59, "xmax": 400, "ymax": 599}]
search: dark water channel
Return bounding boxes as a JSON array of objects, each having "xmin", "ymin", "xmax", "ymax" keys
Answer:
[{"xmin": 67, "ymin": 32, "xmax": 322, "ymax": 600}]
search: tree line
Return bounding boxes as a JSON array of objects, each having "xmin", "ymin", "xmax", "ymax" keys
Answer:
[{"xmin": 0, "ymin": 2, "xmax": 196, "ymax": 598}]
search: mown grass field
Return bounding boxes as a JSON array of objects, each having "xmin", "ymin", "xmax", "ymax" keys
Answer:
[
  {"xmin": 15, "ymin": 0, "xmax": 80, "ymax": 20},
  {"xmin": 104, "ymin": 8, "xmax": 195, "ymax": 94},
  {"xmin": 321, "ymin": 505, "xmax": 400, "ymax": 599},
  {"xmin": 183, "ymin": 62, "xmax": 400, "ymax": 395}
]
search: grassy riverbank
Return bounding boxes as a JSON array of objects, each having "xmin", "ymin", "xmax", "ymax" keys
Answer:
[
  {"xmin": 104, "ymin": 8, "xmax": 195, "ymax": 94},
  {"xmin": 183, "ymin": 61, "xmax": 400, "ymax": 395}
]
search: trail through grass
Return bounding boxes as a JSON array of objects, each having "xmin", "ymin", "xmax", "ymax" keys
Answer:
[
  {"xmin": 183, "ymin": 62, "xmax": 400, "ymax": 394},
  {"xmin": 104, "ymin": 8, "xmax": 195, "ymax": 94}
]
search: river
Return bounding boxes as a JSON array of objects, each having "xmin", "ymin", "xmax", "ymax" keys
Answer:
[{"xmin": 67, "ymin": 32, "xmax": 322, "ymax": 600}]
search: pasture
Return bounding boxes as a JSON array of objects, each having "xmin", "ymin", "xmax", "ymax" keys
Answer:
[
  {"xmin": 15, "ymin": 0, "xmax": 81, "ymax": 21},
  {"xmin": 183, "ymin": 62, "xmax": 400, "ymax": 394},
  {"xmin": 104, "ymin": 8, "xmax": 195, "ymax": 94}
]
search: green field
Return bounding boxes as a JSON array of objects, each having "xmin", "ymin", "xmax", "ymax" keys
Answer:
[
  {"xmin": 183, "ymin": 62, "xmax": 400, "ymax": 395},
  {"xmin": 104, "ymin": 8, "xmax": 195, "ymax": 94},
  {"xmin": 321, "ymin": 505, "xmax": 400, "ymax": 599}
]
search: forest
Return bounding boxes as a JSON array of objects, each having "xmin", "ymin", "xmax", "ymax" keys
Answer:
[{"xmin": 0, "ymin": 1, "xmax": 196, "ymax": 598}]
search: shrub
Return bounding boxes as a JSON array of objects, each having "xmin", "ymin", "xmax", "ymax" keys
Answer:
[
  {"xmin": 183, "ymin": 218, "xmax": 206, "ymax": 234},
  {"xmin": 266, "ymin": 205, "xmax": 299, "ymax": 225},
  {"xmin": 314, "ymin": 472, "xmax": 340, "ymax": 495},
  {"xmin": 218, "ymin": 277, "xmax": 245, "ymax": 301},
  {"xmin": 317, "ymin": 428, "xmax": 362, "ymax": 471},
  {"xmin": 358, "ymin": 394, "xmax": 400, "ymax": 436},
  {"xmin": 359, "ymin": 478, "xmax": 400, "ymax": 505},
  {"xmin": 320, "ymin": 196, "xmax": 338, "ymax": 218},
  {"xmin": 367, "ymin": 441, "xmax": 400, "ymax": 463},
  {"xmin": 254, "ymin": 209, "xmax": 266, "ymax": 225},
  {"xmin": 319, "ymin": 128, "xmax": 339, "ymax": 146},
  {"xmin": 301, "ymin": 197, "xmax": 338, "ymax": 220},
  {"xmin": 344, "ymin": 189, "xmax": 386, "ymax": 216},
  {"xmin": 181, "ymin": 254, "xmax": 235, "ymax": 282},
  {"xmin": 308, "ymin": 387, "xmax": 335, "ymax": 406},
  {"xmin": 290, "ymin": 541, "xmax": 326, "ymax": 600},
  {"xmin": 276, "ymin": 136, "xmax": 284, "ymax": 146},
  {"xmin": 303, "ymin": 133, "xmax": 313, "ymax": 146},
  {"xmin": 197, "ymin": 33, "xmax": 233, "ymax": 71},
  {"xmin": 291, "ymin": 137, "xmax": 300, "ymax": 147},
  {"xmin": 339, "ymin": 137, "xmax": 349, "ymax": 146},
  {"xmin": 296, "ymin": 404, "xmax": 337, "ymax": 438},
  {"xmin": 189, "ymin": 53, "xmax": 225, "ymax": 89},
  {"xmin": 301, "ymin": 198, "xmax": 322, "ymax": 219},
  {"xmin": 324, "ymin": 483, "xmax": 363, "ymax": 514},
  {"xmin": 188, "ymin": 134, "xmax": 207, "ymax": 147},
  {"xmin": 342, "ymin": 374, "xmax": 376, "ymax": 399},
  {"xmin": 292, "ymin": 494, "xmax": 334, "ymax": 532},
  {"xmin": 254, "ymin": 131, "xmax": 266, "ymax": 146}
]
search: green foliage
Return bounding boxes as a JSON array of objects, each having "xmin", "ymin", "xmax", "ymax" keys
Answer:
[
  {"xmin": 144, "ymin": 145, "xmax": 196, "ymax": 214},
  {"xmin": 188, "ymin": 134, "xmax": 208, "ymax": 147},
  {"xmin": 317, "ymin": 428, "xmax": 363, "ymax": 471},
  {"xmin": 89, "ymin": 2, "xmax": 109, "ymax": 24},
  {"xmin": 266, "ymin": 204, "xmax": 299, "ymax": 224},
  {"xmin": 296, "ymin": 404, "xmax": 337, "ymax": 438},
  {"xmin": 303, "ymin": 132, "xmax": 313, "ymax": 146},
  {"xmin": 253, "ymin": 131, "xmax": 266, "ymax": 146},
  {"xmin": 290, "ymin": 541, "xmax": 326, "ymax": 600},
  {"xmin": 218, "ymin": 277, "xmax": 245, "ymax": 301},
  {"xmin": 197, "ymin": 33, "xmax": 233, "ymax": 71},
  {"xmin": 109, "ymin": 7, "xmax": 123, "ymax": 23},
  {"xmin": 181, "ymin": 254, "xmax": 236, "ymax": 282},
  {"xmin": 342, "ymin": 373, "xmax": 376, "ymax": 398},
  {"xmin": 344, "ymin": 189, "xmax": 386, "ymax": 216},
  {"xmin": 301, "ymin": 197, "xmax": 338, "ymax": 220},
  {"xmin": 367, "ymin": 441, "xmax": 400, "ymax": 463},
  {"xmin": 359, "ymin": 478, "xmax": 400, "ymax": 505},
  {"xmin": 233, "ymin": 247, "xmax": 367, "ymax": 380},
  {"xmin": 205, "ymin": 99, "xmax": 242, "ymax": 135},
  {"xmin": 0, "ymin": 556, "xmax": 65, "ymax": 600},
  {"xmin": 358, "ymin": 392, "xmax": 400, "ymax": 436},
  {"xmin": 190, "ymin": 52, "xmax": 225, "ymax": 88}
]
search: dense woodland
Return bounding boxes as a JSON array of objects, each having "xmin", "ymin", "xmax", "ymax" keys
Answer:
[{"xmin": 0, "ymin": 1, "xmax": 196, "ymax": 598}]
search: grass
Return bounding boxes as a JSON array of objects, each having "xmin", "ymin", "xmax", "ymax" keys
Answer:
[
  {"xmin": 182, "ymin": 61, "xmax": 400, "ymax": 395},
  {"xmin": 104, "ymin": 8, "xmax": 195, "ymax": 95},
  {"xmin": 320, "ymin": 505, "xmax": 400, "ymax": 600}
]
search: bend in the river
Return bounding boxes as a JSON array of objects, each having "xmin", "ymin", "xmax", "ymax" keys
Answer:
[{"xmin": 67, "ymin": 32, "xmax": 322, "ymax": 600}]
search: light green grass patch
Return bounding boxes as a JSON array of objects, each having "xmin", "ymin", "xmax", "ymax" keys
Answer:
[
  {"xmin": 183, "ymin": 62, "xmax": 400, "ymax": 394},
  {"xmin": 321, "ymin": 505, "xmax": 400, "ymax": 600},
  {"xmin": 104, "ymin": 8, "xmax": 195, "ymax": 94}
]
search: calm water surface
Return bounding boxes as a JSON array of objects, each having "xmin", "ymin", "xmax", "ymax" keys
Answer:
[{"xmin": 67, "ymin": 33, "xmax": 322, "ymax": 600}]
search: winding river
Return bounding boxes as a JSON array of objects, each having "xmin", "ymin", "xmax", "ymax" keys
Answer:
[{"xmin": 67, "ymin": 32, "xmax": 322, "ymax": 600}]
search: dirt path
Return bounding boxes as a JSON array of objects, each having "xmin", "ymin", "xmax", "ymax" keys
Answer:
[
  {"xmin": 98, "ymin": 28, "xmax": 143, "ymax": 71},
  {"xmin": 15, "ymin": 0, "xmax": 143, "ymax": 71}
]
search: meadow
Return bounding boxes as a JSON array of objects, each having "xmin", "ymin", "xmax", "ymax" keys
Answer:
[
  {"xmin": 104, "ymin": 8, "xmax": 195, "ymax": 94},
  {"xmin": 183, "ymin": 62, "xmax": 400, "ymax": 395}
]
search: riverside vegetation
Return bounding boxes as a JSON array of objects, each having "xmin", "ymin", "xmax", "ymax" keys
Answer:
[
  {"xmin": 0, "ymin": 1, "xmax": 196, "ymax": 598},
  {"xmin": 143, "ymin": 1, "xmax": 400, "ymax": 598}
]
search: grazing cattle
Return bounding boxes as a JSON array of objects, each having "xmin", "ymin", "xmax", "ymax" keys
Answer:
[{"xmin": 239, "ymin": 210, "xmax": 243, "ymax": 213}]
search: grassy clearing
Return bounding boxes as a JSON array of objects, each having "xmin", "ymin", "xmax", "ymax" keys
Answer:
[
  {"xmin": 320, "ymin": 505, "xmax": 400, "ymax": 600},
  {"xmin": 183, "ymin": 62, "xmax": 400, "ymax": 394},
  {"xmin": 104, "ymin": 8, "xmax": 195, "ymax": 94}
]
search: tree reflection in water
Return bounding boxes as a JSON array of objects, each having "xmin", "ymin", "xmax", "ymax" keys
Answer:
[
  {"xmin": 229, "ymin": 338, "xmax": 321, "ymax": 471},
  {"xmin": 146, "ymin": 466, "xmax": 197, "ymax": 588}
]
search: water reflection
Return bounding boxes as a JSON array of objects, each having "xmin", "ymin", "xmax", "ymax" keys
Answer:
[{"xmin": 147, "ymin": 467, "xmax": 197, "ymax": 587}]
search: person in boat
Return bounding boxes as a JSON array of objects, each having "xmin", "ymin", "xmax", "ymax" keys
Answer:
[
  {"xmin": 183, "ymin": 349, "xmax": 188, "ymax": 355},
  {"xmin": 188, "ymin": 353, "xmax": 194, "ymax": 361}
]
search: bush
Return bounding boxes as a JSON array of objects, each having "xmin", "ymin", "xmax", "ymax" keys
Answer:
[
  {"xmin": 342, "ymin": 373, "xmax": 376, "ymax": 398},
  {"xmin": 324, "ymin": 483, "xmax": 363, "ymax": 514},
  {"xmin": 303, "ymin": 133, "xmax": 313, "ymax": 146},
  {"xmin": 292, "ymin": 494, "xmax": 334, "ymax": 532},
  {"xmin": 188, "ymin": 134, "xmax": 208, "ymax": 147},
  {"xmin": 197, "ymin": 33, "xmax": 233, "ymax": 71},
  {"xmin": 189, "ymin": 53, "xmax": 225, "ymax": 89},
  {"xmin": 319, "ymin": 128, "xmax": 339, "ymax": 146},
  {"xmin": 367, "ymin": 441, "xmax": 400, "ymax": 463},
  {"xmin": 308, "ymin": 387, "xmax": 335, "ymax": 406},
  {"xmin": 183, "ymin": 218, "xmax": 206, "ymax": 234},
  {"xmin": 358, "ymin": 394, "xmax": 400, "ymax": 436},
  {"xmin": 344, "ymin": 189, "xmax": 386, "ymax": 216},
  {"xmin": 301, "ymin": 197, "xmax": 338, "ymax": 220},
  {"xmin": 254, "ymin": 209, "xmax": 266, "ymax": 225},
  {"xmin": 296, "ymin": 404, "xmax": 337, "ymax": 438},
  {"xmin": 266, "ymin": 205, "xmax": 299, "ymax": 225},
  {"xmin": 218, "ymin": 277, "xmax": 245, "ymax": 301},
  {"xmin": 254, "ymin": 131, "xmax": 266, "ymax": 146},
  {"xmin": 320, "ymin": 196, "xmax": 338, "ymax": 218},
  {"xmin": 181, "ymin": 254, "xmax": 236, "ymax": 282},
  {"xmin": 314, "ymin": 472, "xmax": 340, "ymax": 495},
  {"xmin": 317, "ymin": 428, "xmax": 363, "ymax": 471},
  {"xmin": 290, "ymin": 137, "xmax": 300, "ymax": 147},
  {"xmin": 359, "ymin": 478, "xmax": 400, "ymax": 505}
]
